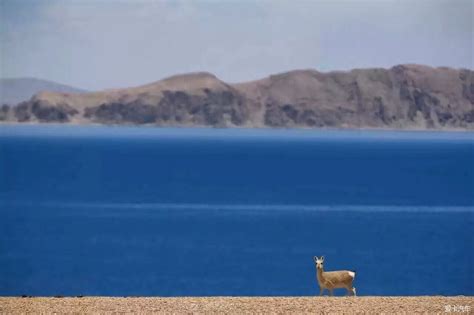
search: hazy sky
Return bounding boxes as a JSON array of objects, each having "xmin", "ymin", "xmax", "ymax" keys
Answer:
[{"xmin": 1, "ymin": 0, "xmax": 472, "ymax": 90}]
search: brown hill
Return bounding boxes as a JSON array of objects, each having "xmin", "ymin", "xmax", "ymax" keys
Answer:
[{"xmin": 1, "ymin": 65, "xmax": 473, "ymax": 130}]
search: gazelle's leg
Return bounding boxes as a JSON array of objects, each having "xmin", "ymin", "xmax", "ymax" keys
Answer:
[
  {"xmin": 351, "ymin": 287, "xmax": 357, "ymax": 296},
  {"xmin": 329, "ymin": 289, "xmax": 334, "ymax": 296},
  {"xmin": 319, "ymin": 287, "xmax": 324, "ymax": 296},
  {"xmin": 345, "ymin": 287, "xmax": 351, "ymax": 296}
]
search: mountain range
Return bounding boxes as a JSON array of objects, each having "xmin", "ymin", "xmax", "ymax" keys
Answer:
[
  {"xmin": 1, "ymin": 64, "xmax": 473, "ymax": 130},
  {"xmin": 0, "ymin": 78, "xmax": 87, "ymax": 105}
]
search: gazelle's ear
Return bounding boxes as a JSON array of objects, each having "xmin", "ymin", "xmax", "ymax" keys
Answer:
[
  {"xmin": 313, "ymin": 256, "xmax": 318, "ymax": 262},
  {"xmin": 320, "ymin": 256, "xmax": 325, "ymax": 262}
]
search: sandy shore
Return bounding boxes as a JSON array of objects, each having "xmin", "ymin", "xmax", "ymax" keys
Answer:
[{"xmin": 1, "ymin": 296, "xmax": 472, "ymax": 314}]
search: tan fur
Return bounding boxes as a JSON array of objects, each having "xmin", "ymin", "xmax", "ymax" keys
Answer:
[{"xmin": 314, "ymin": 256, "xmax": 356, "ymax": 296}]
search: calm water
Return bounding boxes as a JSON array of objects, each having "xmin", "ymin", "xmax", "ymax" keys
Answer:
[{"xmin": 0, "ymin": 126, "xmax": 473, "ymax": 296}]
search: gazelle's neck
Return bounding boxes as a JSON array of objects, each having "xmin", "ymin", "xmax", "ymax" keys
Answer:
[{"xmin": 317, "ymin": 267, "xmax": 324, "ymax": 280}]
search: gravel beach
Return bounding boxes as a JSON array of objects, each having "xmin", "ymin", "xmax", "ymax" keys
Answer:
[{"xmin": 1, "ymin": 296, "xmax": 472, "ymax": 314}]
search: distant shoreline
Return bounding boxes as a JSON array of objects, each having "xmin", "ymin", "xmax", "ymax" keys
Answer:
[
  {"xmin": 1, "ymin": 296, "xmax": 472, "ymax": 314},
  {"xmin": 1, "ymin": 122, "xmax": 474, "ymax": 133}
]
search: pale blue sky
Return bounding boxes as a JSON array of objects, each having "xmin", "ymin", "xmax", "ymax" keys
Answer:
[{"xmin": 1, "ymin": 0, "xmax": 472, "ymax": 90}]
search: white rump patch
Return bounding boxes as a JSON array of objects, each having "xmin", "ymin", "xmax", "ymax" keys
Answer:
[{"xmin": 348, "ymin": 271, "xmax": 355, "ymax": 278}]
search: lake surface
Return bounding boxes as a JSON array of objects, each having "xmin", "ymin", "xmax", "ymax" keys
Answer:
[{"xmin": 0, "ymin": 125, "xmax": 473, "ymax": 296}]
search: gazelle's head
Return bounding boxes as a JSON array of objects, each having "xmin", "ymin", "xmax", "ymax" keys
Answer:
[{"xmin": 313, "ymin": 256, "xmax": 324, "ymax": 270}]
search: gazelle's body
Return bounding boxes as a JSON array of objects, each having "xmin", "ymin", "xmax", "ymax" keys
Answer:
[{"xmin": 314, "ymin": 256, "xmax": 356, "ymax": 296}]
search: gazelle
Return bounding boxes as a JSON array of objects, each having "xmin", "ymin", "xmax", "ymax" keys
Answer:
[{"xmin": 313, "ymin": 256, "xmax": 356, "ymax": 296}]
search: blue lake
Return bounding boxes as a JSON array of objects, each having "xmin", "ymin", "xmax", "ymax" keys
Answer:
[{"xmin": 0, "ymin": 125, "xmax": 473, "ymax": 296}]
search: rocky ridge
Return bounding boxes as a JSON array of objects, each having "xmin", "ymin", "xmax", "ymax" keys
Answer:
[{"xmin": 1, "ymin": 65, "xmax": 473, "ymax": 130}]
